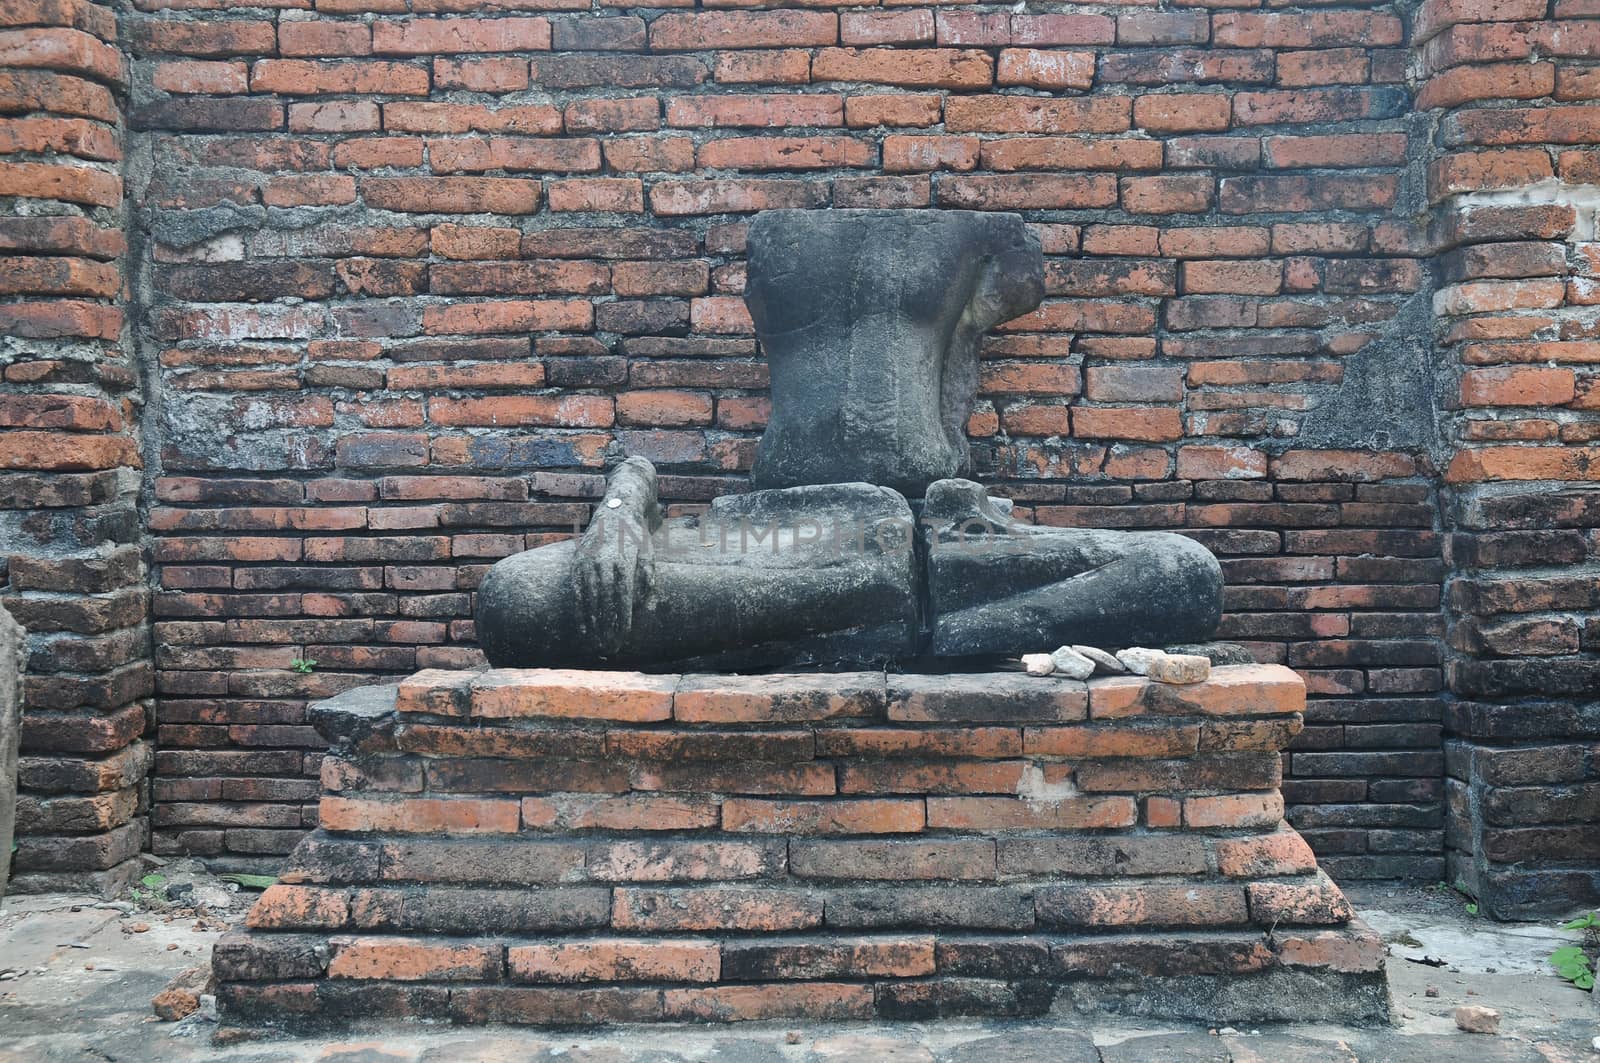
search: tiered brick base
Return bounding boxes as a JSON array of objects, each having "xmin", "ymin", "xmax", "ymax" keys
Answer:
[{"xmin": 216, "ymin": 663, "xmax": 1388, "ymax": 1027}]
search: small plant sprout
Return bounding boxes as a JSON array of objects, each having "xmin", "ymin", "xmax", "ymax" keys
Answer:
[
  {"xmin": 290, "ymin": 658, "xmax": 317, "ymax": 674},
  {"xmin": 1436, "ymin": 879, "xmax": 1479, "ymax": 915},
  {"xmin": 1551, "ymin": 912, "xmax": 1598, "ymax": 991},
  {"xmin": 131, "ymin": 872, "xmax": 165, "ymax": 907}
]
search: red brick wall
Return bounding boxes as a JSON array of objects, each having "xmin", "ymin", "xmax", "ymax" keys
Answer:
[
  {"xmin": 121, "ymin": 1, "xmax": 1453, "ymax": 884},
  {"xmin": 0, "ymin": 0, "xmax": 153, "ymax": 894},
  {"xmin": 1421, "ymin": 0, "xmax": 1600, "ymax": 916},
  {"xmin": 0, "ymin": 0, "xmax": 1579, "ymax": 905}
]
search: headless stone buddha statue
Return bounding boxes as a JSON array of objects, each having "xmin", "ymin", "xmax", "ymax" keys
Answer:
[{"xmin": 476, "ymin": 210, "xmax": 1223, "ymax": 671}]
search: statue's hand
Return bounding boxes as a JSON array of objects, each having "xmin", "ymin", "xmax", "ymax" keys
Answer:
[
  {"xmin": 575, "ymin": 459, "xmax": 659, "ymax": 656},
  {"xmin": 575, "ymin": 506, "xmax": 654, "ymax": 656}
]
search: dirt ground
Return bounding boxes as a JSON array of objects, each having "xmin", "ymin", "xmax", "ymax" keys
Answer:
[{"xmin": 0, "ymin": 866, "xmax": 1595, "ymax": 1062}]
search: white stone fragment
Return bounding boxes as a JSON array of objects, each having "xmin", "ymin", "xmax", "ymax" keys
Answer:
[
  {"xmin": 1048, "ymin": 646, "xmax": 1096, "ymax": 680},
  {"xmin": 1115, "ymin": 647, "xmax": 1165, "ymax": 675},
  {"xmin": 1072, "ymin": 645, "xmax": 1126, "ymax": 674},
  {"xmin": 1022, "ymin": 653, "xmax": 1055, "ymax": 677},
  {"xmin": 1148, "ymin": 653, "xmax": 1211, "ymax": 685}
]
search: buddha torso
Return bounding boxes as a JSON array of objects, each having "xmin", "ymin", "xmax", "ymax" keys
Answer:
[{"xmin": 744, "ymin": 210, "xmax": 1043, "ymax": 498}]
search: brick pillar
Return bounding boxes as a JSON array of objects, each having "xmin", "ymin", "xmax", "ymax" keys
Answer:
[
  {"xmin": 0, "ymin": 0, "xmax": 153, "ymax": 895},
  {"xmin": 1416, "ymin": 0, "xmax": 1600, "ymax": 916}
]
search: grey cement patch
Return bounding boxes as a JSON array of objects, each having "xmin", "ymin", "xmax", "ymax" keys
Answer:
[
  {"xmin": 0, "ymin": 603, "xmax": 21, "ymax": 906},
  {"xmin": 1362, "ymin": 906, "xmax": 1571, "ymax": 975}
]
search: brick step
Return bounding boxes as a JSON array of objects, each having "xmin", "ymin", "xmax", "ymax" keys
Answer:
[
  {"xmin": 384, "ymin": 718, "xmax": 1298, "ymax": 760},
  {"xmin": 328, "ymin": 762, "xmax": 1288, "ymax": 797},
  {"xmin": 272, "ymin": 828, "xmax": 1324, "ymax": 886},
  {"xmin": 247, "ymin": 871, "xmax": 1353, "ymax": 934},
  {"xmin": 317, "ymin": 789, "xmax": 1287, "ymax": 830},
  {"xmin": 215, "ymin": 921, "xmax": 1387, "ymax": 1025},
  {"xmin": 216, "ymin": 665, "xmax": 1387, "ymax": 1026},
  {"xmin": 388, "ymin": 663, "xmax": 1306, "ymax": 726}
]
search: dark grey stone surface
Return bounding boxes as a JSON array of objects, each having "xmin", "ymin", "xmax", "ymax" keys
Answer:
[
  {"xmin": 937, "ymin": 1032, "xmax": 1100, "ymax": 1063},
  {"xmin": 477, "ymin": 462, "xmax": 920, "ymax": 671},
  {"xmin": 745, "ymin": 209, "xmax": 1044, "ymax": 498},
  {"xmin": 0, "ymin": 603, "xmax": 22, "ymax": 903},
  {"xmin": 1096, "ymin": 1034, "xmax": 1230, "ymax": 1063},
  {"xmin": 1058, "ymin": 967, "xmax": 1391, "ymax": 1027},
  {"xmin": 920, "ymin": 478, "xmax": 1223, "ymax": 656},
  {"xmin": 307, "ymin": 683, "xmax": 397, "ymax": 752},
  {"xmin": 1168, "ymin": 642, "xmax": 1255, "ymax": 665},
  {"xmin": 475, "ymin": 210, "xmax": 1223, "ymax": 671},
  {"xmin": 1298, "ymin": 287, "xmax": 1441, "ymax": 457}
]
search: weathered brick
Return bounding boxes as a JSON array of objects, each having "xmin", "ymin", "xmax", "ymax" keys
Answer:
[
  {"xmin": 1215, "ymin": 829, "xmax": 1319, "ymax": 877},
  {"xmin": 1088, "ymin": 665, "xmax": 1305, "ymax": 719},
  {"xmin": 888, "ymin": 673, "xmax": 1085, "ymax": 724},
  {"xmin": 585, "ymin": 840, "xmax": 785, "ymax": 882},
  {"xmin": 372, "ymin": 17, "xmax": 551, "ymax": 55},
  {"xmin": 813, "ymin": 48, "xmax": 994, "ymax": 91},
  {"xmin": 1024, "ymin": 723, "xmax": 1198, "ymax": 758},
  {"xmin": 1185, "ymin": 792, "xmax": 1286, "ymax": 829},
  {"xmin": 721, "ymin": 798, "xmax": 924, "ymax": 835},
  {"xmin": 329, "ymin": 937, "xmax": 499, "ymax": 981},
  {"xmin": 698, "ymin": 136, "xmax": 869, "ymax": 172},
  {"xmin": 721, "ymin": 936, "xmax": 933, "ymax": 980},
  {"xmin": 673, "ymin": 673, "xmax": 881, "ymax": 724},
  {"xmin": 824, "ymin": 887, "xmax": 1035, "ymax": 930},
  {"xmin": 212, "ymin": 933, "xmax": 329, "ymax": 982},
  {"xmin": 925, "ymin": 796, "xmax": 1137, "ymax": 830},
  {"xmin": 362, "ymin": 177, "xmax": 541, "ymax": 214},
  {"xmin": 319, "ymin": 796, "xmax": 520, "ymax": 834},
  {"xmin": 945, "ymin": 96, "xmax": 1130, "ymax": 133},
  {"xmin": 842, "ymin": 11, "xmax": 933, "ymax": 46},
  {"xmin": 714, "ymin": 50, "xmax": 811, "ymax": 86},
  {"xmin": 649, "ymin": 12, "xmax": 836, "ymax": 51},
  {"xmin": 1461, "ymin": 367, "xmax": 1577, "ymax": 407},
  {"xmin": 529, "ymin": 55, "xmax": 706, "ymax": 90},
  {"xmin": 1134, "ymin": 94, "xmax": 1231, "ymax": 133},
  {"xmin": 883, "ymin": 135, "xmax": 979, "ymax": 173},
  {"xmin": 667, "ymin": 94, "xmax": 841, "ymax": 129},
  {"xmin": 449, "ymin": 985, "xmax": 662, "ymax": 1024},
  {"xmin": 248, "ymin": 885, "xmax": 350, "ymax": 929},
  {"xmin": 1247, "ymin": 874, "xmax": 1354, "ymax": 925},
  {"xmin": 649, "ymin": 179, "xmax": 825, "ymax": 215},
  {"xmin": 509, "ymin": 939, "xmax": 719, "ymax": 983},
  {"xmin": 631, "ymin": 760, "xmax": 835, "ymax": 796},
  {"xmin": 539, "ymin": 102, "xmax": 647, "ymax": 139},
  {"xmin": 1036, "ymin": 884, "xmax": 1249, "ymax": 928},
  {"xmin": 350, "ymin": 883, "xmax": 611, "ymax": 934},
  {"xmin": 845, "ymin": 94, "xmax": 941, "ymax": 129},
  {"xmin": 251, "ymin": 59, "xmax": 429, "ymax": 96},
  {"xmin": 997, "ymin": 49, "xmax": 1095, "ymax": 91},
  {"xmin": 997, "ymin": 836, "xmax": 1208, "ymax": 877},
  {"xmin": 466, "ymin": 669, "xmax": 673, "ymax": 720},
  {"xmin": 522, "ymin": 795, "xmax": 719, "ymax": 832},
  {"xmin": 789, "ymin": 839, "xmax": 995, "ymax": 881},
  {"xmin": 612, "ymin": 888, "xmax": 823, "ymax": 931},
  {"xmin": 660, "ymin": 983, "xmax": 874, "ymax": 1021}
]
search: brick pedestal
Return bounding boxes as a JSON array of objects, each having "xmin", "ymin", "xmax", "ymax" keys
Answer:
[{"xmin": 215, "ymin": 663, "xmax": 1387, "ymax": 1027}]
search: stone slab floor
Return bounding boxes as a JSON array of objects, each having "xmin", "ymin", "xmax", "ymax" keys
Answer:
[{"xmin": 0, "ymin": 877, "xmax": 1595, "ymax": 1063}]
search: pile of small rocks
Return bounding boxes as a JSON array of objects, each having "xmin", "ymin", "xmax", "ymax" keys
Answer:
[{"xmin": 1020, "ymin": 645, "xmax": 1213, "ymax": 685}]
